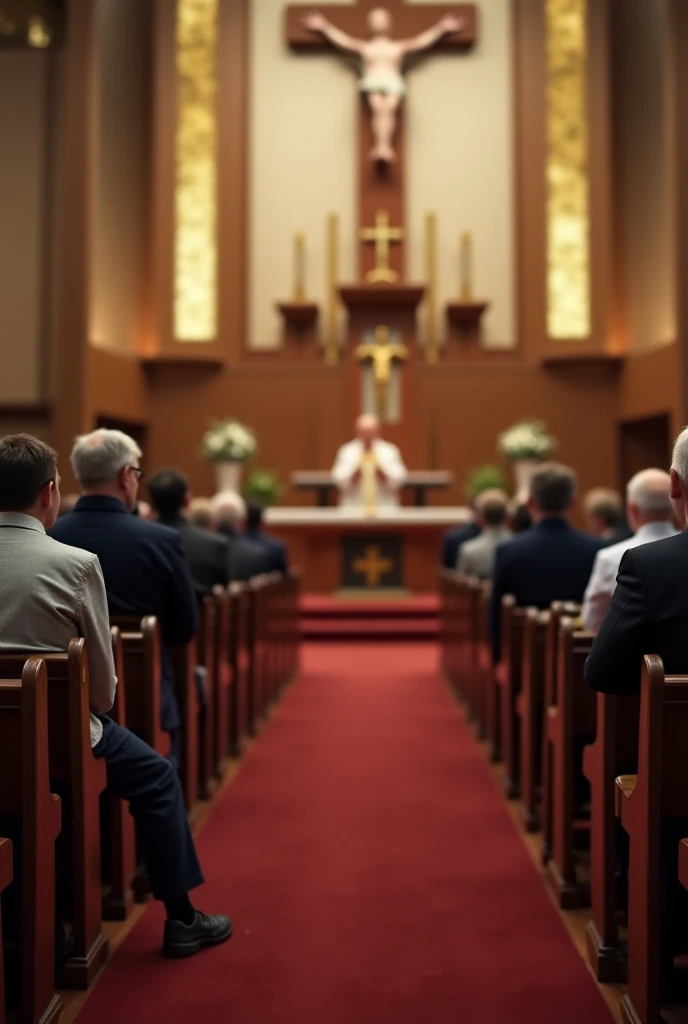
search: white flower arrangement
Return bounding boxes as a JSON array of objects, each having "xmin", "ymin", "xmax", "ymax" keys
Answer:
[
  {"xmin": 497, "ymin": 419, "xmax": 557, "ymax": 462},
  {"xmin": 201, "ymin": 419, "xmax": 257, "ymax": 463}
]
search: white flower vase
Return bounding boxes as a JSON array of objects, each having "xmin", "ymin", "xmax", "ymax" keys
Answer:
[
  {"xmin": 511, "ymin": 459, "xmax": 541, "ymax": 504},
  {"xmin": 214, "ymin": 460, "xmax": 243, "ymax": 496}
]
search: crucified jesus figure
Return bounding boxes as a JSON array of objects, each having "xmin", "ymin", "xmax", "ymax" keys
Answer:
[{"xmin": 302, "ymin": 7, "xmax": 465, "ymax": 164}]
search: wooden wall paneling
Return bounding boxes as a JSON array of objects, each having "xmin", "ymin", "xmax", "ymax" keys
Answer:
[{"xmin": 666, "ymin": 0, "xmax": 688, "ymax": 427}]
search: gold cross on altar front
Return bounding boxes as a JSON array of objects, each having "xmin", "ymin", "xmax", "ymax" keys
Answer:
[
  {"xmin": 353, "ymin": 545, "xmax": 393, "ymax": 587},
  {"xmin": 360, "ymin": 211, "xmax": 404, "ymax": 284}
]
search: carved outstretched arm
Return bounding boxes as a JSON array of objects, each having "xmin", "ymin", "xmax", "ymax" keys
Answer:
[
  {"xmin": 401, "ymin": 14, "xmax": 465, "ymax": 56},
  {"xmin": 302, "ymin": 12, "xmax": 365, "ymax": 54}
]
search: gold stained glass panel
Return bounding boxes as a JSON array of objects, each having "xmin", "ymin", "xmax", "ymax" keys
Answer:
[
  {"xmin": 174, "ymin": 0, "xmax": 218, "ymax": 342},
  {"xmin": 545, "ymin": 0, "xmax": 590, "ymax": 340}
]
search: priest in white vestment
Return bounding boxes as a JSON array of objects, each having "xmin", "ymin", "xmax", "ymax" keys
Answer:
[{"xmin": 331, "ymin": 415, "xmax": 407, "ymax": 513}]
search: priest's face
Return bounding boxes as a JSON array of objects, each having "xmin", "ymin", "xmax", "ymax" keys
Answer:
[
  {"xmin": 368, "ymin": 8, "xmax": 392, "ymax": 35},
  {"xmin": 357, "ymin": 414, "xmax": 380, "ymax": 447}
]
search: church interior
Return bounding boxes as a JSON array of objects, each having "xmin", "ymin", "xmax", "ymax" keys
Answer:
[{"xmin": 1, "ymin": 0, "xmax": 688, "ymax": 1022}]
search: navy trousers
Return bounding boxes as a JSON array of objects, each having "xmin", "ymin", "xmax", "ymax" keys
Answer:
[{"xmin": 93, "ymin": 716, "xmax": 204, "ymax": 901}]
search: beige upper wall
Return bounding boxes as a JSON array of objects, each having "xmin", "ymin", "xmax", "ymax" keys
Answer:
[
  {"xmin": 90, "ymin": 0, "xmax": 151, "ymax": 354},
  {"xmin": 615, "ymin": 0, "xmax": 675, "ymax": 351},
  {"xmin": 249, "ymin": 0, "xmax": 515, "ymax": 348},
  {"xmin": 249, "ymin": 0, "xmax": 357, "ymax": 349},
  {"xmin": 407, "ymin": 0, "xmax": 515, "ymax": 347},
  {"xmin": 0, "ymin": 52, "xmax": 48, "ymax": 402}
]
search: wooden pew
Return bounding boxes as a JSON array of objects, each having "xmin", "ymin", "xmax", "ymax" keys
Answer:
[
  {"xmin": 517, "ymin": 608, "xmax": 549, "ymax": 832},
  {"xmin": 470, "ymin": 579, "xmax": 492, "ymax": 741},
  {"xmin": 169, "ymin": 638, "xmax": 199, "ymax": 816},
  {"xmin": 197, "ymin": 595, "xmax": 218, "ymax": 798},
  {"xmin": 616, "ymin": 656, "xmax": 688, "ymax": 1024},
  {"xmin": 246, "ymin": 577, "xmax": 268, "ymax": 733},
  {"xmin": 679, "ymin": 836, "xmax": 688, "ymax": 892},
  {"xmin": 540, "ymin": 601, "xmax": 581, "ymax": 864},
  {"xmin": 496, "ymin": 596, "xmax": 528, "ymax": 798},
  {"xmin": 101, "ymin": 627, "xmax": 137, "ymax": 920},
  {"xmin": 0, "ymin": 659, "xmax": 62, "ymax": 1024},
  {"xmin": 0, "ymin": 642, "xmax": 108, "ymax": 989},
  {"xmin": 0, "ymin": 837, "xmax": 11, "ymax": 1024},
  {"xmin": 287, "ymin": 569, "xmax": 301, "ymax": 681},
  {"xmin": 109, "ymin": 615, "xmax": 169, "ymax": 758},
  {"xmin": 229, "ymin": 583, "xmax": 248, "ymax": 757},
  {"xmin": 211, "ymin": 586, "xmax": 232, "ymax": 775},
  {"xmin": 546, "ymin": 617, "xmax": 596, "ymax": 909},
  {"xmin": 583, "ymin": 689, "xmax": 639, "ymax": 982}
]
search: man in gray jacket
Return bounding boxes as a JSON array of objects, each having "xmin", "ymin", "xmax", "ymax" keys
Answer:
[
  {"xmin": 458, "ymin": 489, "xmax": 512, "ymax": 579},
  {"xmin": 0, "ymin": 434, "xmax": 230, "ymax": 958}
]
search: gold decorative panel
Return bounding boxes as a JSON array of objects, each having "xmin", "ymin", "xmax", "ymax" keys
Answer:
[
  {"xmin": 174, "ymin": 0, "xmax": 218, "ymax": 342},
  {"xmin": 545, "ymin": 0, "xmax": 590, "ymax": 340}
]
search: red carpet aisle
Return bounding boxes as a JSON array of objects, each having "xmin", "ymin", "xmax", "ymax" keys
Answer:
[{"xmin": 76, "ymin": 644, "xmax": 613, "ymax": 1024}]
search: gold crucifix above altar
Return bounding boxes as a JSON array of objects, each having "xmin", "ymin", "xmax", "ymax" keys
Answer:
[
  {"xmin": 360, "ymin": 211, "xmax": 404, "ymax": 284},
  {"xmin": 355, "ymin": 324, "xmax": 409, "ymax": 420}
]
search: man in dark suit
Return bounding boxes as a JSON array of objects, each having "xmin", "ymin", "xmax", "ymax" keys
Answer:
[
  {"xmin": 490, "ymin": 463, "xmax": 604, "ymax": 662},
  {"xmin": 146, "ymin": 467, "xmax": 230, "ymax": 597},
  {"xmin": 211, "ymin": 492, "xmax": 270, "ymax": 582},
  {"xmin": 51, "ymin": 430, "xmax": 198, "ymax": 750},
  {"xmin": 245, "ymin": 501, "xmax": 288, "ymax": 575}
]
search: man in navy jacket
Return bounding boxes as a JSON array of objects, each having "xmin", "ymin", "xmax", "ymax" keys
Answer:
[
  {"xmin": 245, "ymin": 501, "xmax": 288, "ymax": 575},
  {"xmin": 51, "ymin": 429, "xmax": 198, "ymax": 748},
  {"xmin": 490, "ymin": 463, "xmax": 603, "ymax": 662}
]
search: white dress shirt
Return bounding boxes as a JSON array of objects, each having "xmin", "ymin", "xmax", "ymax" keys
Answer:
[
  {"xmin": 582, "ymin": 520, "xmax": 679, "ymax": 632},
  {"xmin": 0, "ymin": 512, "xmax": 117, "ymax": 745},
  {"xmin": 331, "ymin": 438, "xmax": 407, "ymax": 510}
]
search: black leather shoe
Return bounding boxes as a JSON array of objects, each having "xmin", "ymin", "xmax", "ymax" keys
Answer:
[{"xmin": 163, "ymin": 912, "xmax": 233, "ymax": 958}]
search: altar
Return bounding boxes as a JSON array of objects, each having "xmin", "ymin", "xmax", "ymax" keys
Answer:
[{"xmin": 265, "ymin": 507, "xmax": 471, "ymax": 593}]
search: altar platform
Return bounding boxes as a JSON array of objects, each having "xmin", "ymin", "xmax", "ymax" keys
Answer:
[{"xmin": 264, "ymin": 507, "xmax": 471, "ymax": 593}]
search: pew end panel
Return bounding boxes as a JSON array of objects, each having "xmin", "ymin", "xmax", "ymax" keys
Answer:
[
  {"xmin": 0, "ymin": 661, "xmax": 63, "ymax": 1024},
  {"xmin": 518, "ymin": 609, "xmax": 548, "ymax": 833},
  {"xmin": 0, "ymin": 836, "xmax": 11, "ymax": 1024},
  {"xmin": 197, "ymin": 596, "xmax": 218, "ymax": 800},
  {"xmin": 616, "ymin": 656, "xmax": 688, "ymax": 1024},
  {"xmin": 0, "ymin": 642, "xmax": 109, "ymax": 989},
  {"xmin": 498, "ymin": 596, "xmax": 527, "ymax": 799}
]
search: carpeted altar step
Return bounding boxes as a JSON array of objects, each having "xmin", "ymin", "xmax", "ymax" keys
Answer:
[{"xmin": 300, "ymin": 593, "xmax": 439, "ymax": 640}]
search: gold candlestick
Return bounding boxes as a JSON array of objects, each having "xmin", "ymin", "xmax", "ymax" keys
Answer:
[
  {"xmin": 325, "ymin": 213, "xmax": 339, "ymax": 364},
  {"xmin": 425, "ymin": 212, "xmax": 438, "ymax": 364},
  {"xmin": 460, "ymin": 230, "xmax": 473, "ymax": 302},
  {"xmin": 293, "ymin": 232, "xmax": 306, "ymax": 302}
]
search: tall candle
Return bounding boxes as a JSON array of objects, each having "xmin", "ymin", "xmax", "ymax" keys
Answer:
[
  {"xmin": 460, "ymin": 230, "xmax": 473, "ymax": 302},
  {"xmin": 294, "ymin": 232, "xmax": 306, "ymax": 302}
]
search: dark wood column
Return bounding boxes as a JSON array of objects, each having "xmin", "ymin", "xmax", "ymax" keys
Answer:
[
  {"xmin": 53, "ymin": 0, "xmax": 97, "ymax": 480},
  {"xmin": 666, "ymin": 0, "xmax": 688, "ymax": 425}
]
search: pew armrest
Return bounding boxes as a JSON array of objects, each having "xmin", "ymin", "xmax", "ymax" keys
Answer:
[
  {"xmin": 614, "ymin": 773, "xmax": 637, "ymax": 818},
  {"xmin": 679, "ymin": 839, "xmax": 688, "ymax": 893}
]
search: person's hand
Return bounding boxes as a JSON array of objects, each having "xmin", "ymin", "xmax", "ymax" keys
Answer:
[
  {"xmin": 350, "ymin": 468, "xmax": 362, "ymax": 486},
  {"xmin": 441, "ymin": 14, "xmax": 465, "ymax": 33},
  {"xmin": 302, "ymin": 11, "xmax": 327, "ymax": 32},
  {"xmin": 376, "ymin": 467, "xmax": 388, "ymax": 485}
]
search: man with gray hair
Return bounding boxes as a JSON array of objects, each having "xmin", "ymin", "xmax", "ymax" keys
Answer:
[
  {"xmin": 582, "ymin": 469, "xmax": 677, "ymax": 631},
  {"xmin": 51, "ymin": 429, "xmax": 198, "ymax": 748}
]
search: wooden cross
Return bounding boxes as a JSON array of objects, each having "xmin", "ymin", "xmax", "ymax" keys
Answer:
[
  {"xmin": 353, "ymin": 545, "xmax": 393, "ymax": 587},
  {"xmin": 360, "ymin": 211, "xmax": 404, "ymax": 283},
  {"xmin": 285, "ymin": 1, "xmax": 478, "ymax": 282}
]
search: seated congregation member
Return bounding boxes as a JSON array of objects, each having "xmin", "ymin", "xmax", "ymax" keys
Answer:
[
  {"xmin": 582, "ymin": 468, "xmax": 677, "ymax": 632},
  {"xmin": 50, "ymin": 429, "xmax": 198, "ymax": 752},
  {"xmin": 147, "ymin": 468, "xmax": 230, "ymax": 597},
  {"xmin": 586, "ymin": 432, "xmax": 688, "ymax": 692},
  {"xmin": 0, "ymin": 434, "xmax": 231, "ymax": 956},
  {"xmin": 457, "ymin": 489, "xmax": 511, "ymax": 579},
  {"xmin": 490, "ymin": 463, "xmax": 604, "ymax": 662},
  {"xmin": 211, "ymin": 491, "xmax": 270, "ymax": 582},
  {"xmin": 586, "ymin": 432, "xmax": 688, "ymax": 984},
  {"xmin": 245, "ymin": 501, "xmax": 288, "ymax": 575},
  {"xmin": 583, "ymin": 486, "xmax": 624, "ymax": 541},
  {"xmin": 508, "ymin": 502, "xmax": 532, "ymax": 534},
  {"xmin": 188, "ymin": 496, "xmax": 214, "ymax": 530}
]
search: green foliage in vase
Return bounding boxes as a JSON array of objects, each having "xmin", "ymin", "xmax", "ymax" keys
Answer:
[
  {"xmin": 465, "ymin": 464, "xmax": 508, "ymax": 502},
  {"xmin": 243, "ymin": 468, "xmax": 282, "ymax": 507}
]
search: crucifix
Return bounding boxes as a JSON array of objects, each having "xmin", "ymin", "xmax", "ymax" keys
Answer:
[
  {"xmin": 285, "ymin": 2, "xmax": 477, "ymax": 281},
  {"xmin": 356, "ymin": 324, "xmax": 409, "ymax": 420}
]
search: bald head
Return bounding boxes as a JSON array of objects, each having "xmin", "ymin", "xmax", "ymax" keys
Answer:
[
  {"xmin": 626, "ymin": 468, "xmax": 673, "ymax": 531},
  {"xmin": 356, "ymin": 414, "xmax": 381, "ymax": 447}
]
